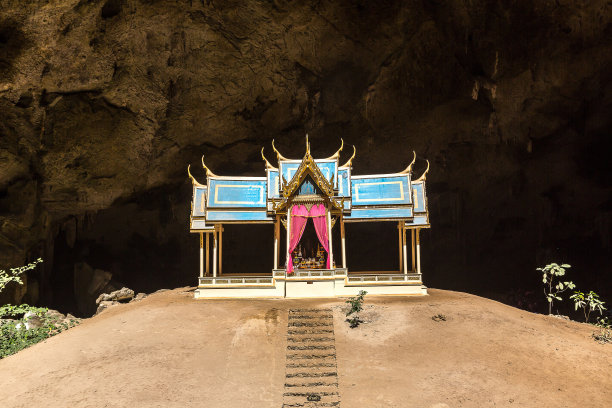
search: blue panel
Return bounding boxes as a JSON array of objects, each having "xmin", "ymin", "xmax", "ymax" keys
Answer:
[
  {"xmin": 279, "ymin": 162, "xmax": 300, "ymax": 183},
  {"xmin": 412, "ymin": 181, "xmax": 426, "ymax": 213},
  {"xmin": 315, "ymin": 161, "xmax": 337, "ymax": 186},
  {"xmin": 338, "ymin": 169, "xmax": 350, "ymax": 197},
  {"xmin": 345, "ymin": 207, "xmax": 413, "ymax": 220},
  {"xmin": 279, "ymin": 160, "xmax": 337, "ymax": 186},
  {"xmin": 190, "ymin": 218, "xmax": 214, "ymax": 231},
  {"xmin": 267, "ymin": 170, "xmax": 280, "ymax": 198},
  {"xmin": 192, "ymin": 186, "xmax": 207, "ymax": 217},
  {"xmin": 405, "ymin": 215, "xmax": 429, "ymax": 227},
  {"xmin": 351, "ymin": 175, "xmax": 411, "ymax": 206},
  {"xmin": 206, "ymin": 210, "xmax": 272, "ymax": 222},
  {"xmin": 208, "ymin": 178, "xmax": 267, "ymax": 208}
]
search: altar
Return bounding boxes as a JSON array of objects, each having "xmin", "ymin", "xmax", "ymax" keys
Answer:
[{"xmin": 188, "ymin": 136, "xmax": 430, "ymax": 298}]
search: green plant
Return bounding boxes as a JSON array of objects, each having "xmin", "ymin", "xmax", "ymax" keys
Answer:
[
  {"xmin": 570, "ymin": 291, "xmax": 607, "ymax": 323},
  {"xmin": 537, "ymin": 263, "xmax": 575, "ymax": 315},
  {"xmin": 345, "ymin": 290, "xmax": 367, "ymax": 328},
  {"xmin": 0, "ymin": 258, "xmax": 43, "ymax": 293},
  {"xmin": 1, "ymin": 259, "xmax": 81, "ymax": 358},
  {"xmin": 592, "ymin": 327, "xmax": 612, "ymax": 344},
  {"xmin": 0, "ymin": 303, "xmax": 79, "ymax": 358}
]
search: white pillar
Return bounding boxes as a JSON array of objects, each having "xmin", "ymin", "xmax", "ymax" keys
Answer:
[
  {"xmin": 327, "ymin": 210, "xmax": 333, "ymax": 269},
  {"xmin": 411, "ymin": 229, "xmax": 416, "ymax": 272},
  {"xmin": 199, "ymin": 233, "xmax": 204, "ymax": 278},
  {"xmin": 274, "ymin": 216, "xmax": 279, "ymax": 270},
  {"xmin": 416, "ymin": 228, "xmax": 421, "ymax": 274},
  {"xmin": 398, "ymin": 222, "xmax": 403, "ymax": 273},
  {"xmin": 340, "ymin": 214, "xmax": 346, "ymax": 269},
  {"xmin": 206, "ymin": 232, "xmax": 210, "ymax": 276},
  {"xmin": 213, "ymin": 226, "xmax": 218, "ymax": 278},
  {"xmin": 402, "ymin": 226, "xmax": 408, "ymax": 275},
  {"xmin": 286, "ymin": 211, "xmax": 291, "ymax": 272},
  {"xmin": 219, "ymin": 225, "xmax": 223, "ymax": 275}
]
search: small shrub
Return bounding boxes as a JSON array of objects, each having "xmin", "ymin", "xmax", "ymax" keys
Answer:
[
  {"xmin": 592, "ymin": 327, "xmax": 612, "ymax": 344},
  {"xmin": 537, "ymin": 263, "xmax": 575, "ymax": 315},
  {"xmin": 570, "ymin": 291, "xmax": 607, "ymax": 323},
  {"xmin": 345, "ymin": 290, "xmax": 367, "ymax": 328},
  {"xmin": 432, "ymin": 314, "xmax": 447, "ymax": 322},
  {"xmin": 0, "ymin": 304, "xmax": 80, "ymax": 358}
]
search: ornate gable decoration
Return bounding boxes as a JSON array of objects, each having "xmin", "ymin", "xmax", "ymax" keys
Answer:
[{"xmin": 281, "ymin": 147, "xmax": 334, "ymax": 198}]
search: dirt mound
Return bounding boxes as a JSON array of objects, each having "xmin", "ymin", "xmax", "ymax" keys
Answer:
[{"xmin": 0, "ymin": 288, "xmax": 610, "ymax": 408}]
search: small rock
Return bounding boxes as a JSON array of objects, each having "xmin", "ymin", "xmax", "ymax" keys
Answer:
[
  {"xmin": 95, "ymin": 287, "xmax": 135, "ymax": 305},
  {"xmin": 130, "ymin": 293, "xmax": 147, "ymax": 303},
  {"xmin": 96, "ymin": 300, "xmax": 119, "ymax": 315},
  {"xmin": 24, "ymin": 311, "xmax": 44, "ymax": 329}
]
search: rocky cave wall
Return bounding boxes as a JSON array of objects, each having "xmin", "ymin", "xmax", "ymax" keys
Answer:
[{"xmin": 0, "ymin": 0, "xmax": 610, "ymax": 315}]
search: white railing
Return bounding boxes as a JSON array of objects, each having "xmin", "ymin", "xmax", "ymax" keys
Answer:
[
  {"xmin": 346, "ymin": 273, "xmax": 422, "ymax": 283},
  {"xmin": 289, "ymin": 270, "xmax": 335, "ymax": 278},
  {"xmin": 198, "ymin": 276, "xmax": 274, "ymax": 286}
]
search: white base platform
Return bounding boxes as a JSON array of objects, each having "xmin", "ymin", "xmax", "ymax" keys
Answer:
[{"xmin": 194, "ymin": 269, "xmax": 427, "ymax": 299}]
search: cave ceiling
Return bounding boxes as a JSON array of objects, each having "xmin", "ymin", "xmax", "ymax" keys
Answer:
[{"xmin": 0, "ymin": 0, "xmax": 610, "ymax": 307}]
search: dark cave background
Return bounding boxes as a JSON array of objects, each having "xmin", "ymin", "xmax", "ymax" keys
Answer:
[{"xmin": 0, "ymin": 0, "xmax": 610, "ymax": 317}]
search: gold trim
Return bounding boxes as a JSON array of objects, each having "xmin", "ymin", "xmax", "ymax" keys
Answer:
[
  {"xmin": 415, "ymin": 159, "xmax": 429, "ymax": 182},
  {"xmin": 202, "ymin": 156, "xmax": 218, "ymax": 177},
  {"xmin": 261, "ymin": 148, "xmax": 277, "ymax": 170},
  {"xmin": 324, "ymin": 138, "xmax": 343, "ymax": 160},
  {"xmin": 399, "ymin": 151, "xmax": 416, "ymax": 174},
  {"xmin": 340, "ymin": 145, "xmax": 356, "ymax": 168},
  {"xmin": 187, "ymin": 164, "xmax": 205, "ymax": 186},
  {"xmin": 272, "ymin": 139, "xmax": 290, "ymax": 161}
]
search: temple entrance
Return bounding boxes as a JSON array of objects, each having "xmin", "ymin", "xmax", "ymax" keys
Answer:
[{"xmin": 292, "ymin": 218, "xmax": 327, "ymax": 270}]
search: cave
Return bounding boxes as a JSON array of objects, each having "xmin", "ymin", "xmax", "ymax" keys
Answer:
[{"xmin": 0, "ymin": 0, "xmax": 610, "ymax": 316}]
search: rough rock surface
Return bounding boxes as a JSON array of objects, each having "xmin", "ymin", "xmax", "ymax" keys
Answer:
[
  {"xmin": 95, "ymin": 287, "xmax": 134, "ymax": 304},
  {"xmin": 0, "ymin": 1, "xmax": 610, "ymax": 310}
]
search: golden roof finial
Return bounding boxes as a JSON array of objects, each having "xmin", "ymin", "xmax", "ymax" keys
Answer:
[
  {"xmin": 324, "ymin": 138, "xmax": 344, "ymax": 160},
  {"xmin": 201, "ymin": 155, "xmax": 218, "ymax": 177},
  {"xmin": 272, "ymin": 139, "xmax": 289, "ymax": 161},
  {"xmin": 416, "ymin": 159, "xmax": 430, "ymax": 182},
  {"xmin": 305, "ymin": 133, "xmax": 310, "ymax": 155},
  {"xmin": 400, "ymin": 151, "xmax": 417, "ymax": 174},
  {"xmin": 187, "ymin": 164, "xmax": 205, "ymax": 186},
  {"xmin": 340, "ymin": 145, "xmax": 356, "ymax": 168},
  {"xmin": 261, "ymin": 147, "xmax": 277, "ymax": 170}
]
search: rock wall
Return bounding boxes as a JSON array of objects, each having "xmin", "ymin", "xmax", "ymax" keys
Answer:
[{"xmin": 1, "ymin": 0, "xmax": 610, "ymax": 312}]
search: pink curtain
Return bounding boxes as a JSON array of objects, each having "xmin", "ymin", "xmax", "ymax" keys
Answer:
[
  {"xmin": 310, "ymin": 204, "xmax": 330, "ymax": 269},
  {"xmin": 287, "ymin": 205, "xmax": 309, "ymax": 274}
]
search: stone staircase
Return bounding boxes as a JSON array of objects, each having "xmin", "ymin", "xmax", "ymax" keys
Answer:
[{"xmin": 282, "ymin": 308, "xmax": 340, "ymax": 407}]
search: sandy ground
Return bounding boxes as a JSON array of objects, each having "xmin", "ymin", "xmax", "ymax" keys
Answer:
[{"xmin": 0, "ymin": 288, "xmax": 610, "ymax": 408}]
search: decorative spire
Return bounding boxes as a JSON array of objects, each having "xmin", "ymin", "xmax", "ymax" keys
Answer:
[
  {"xmin": 261, "ymin": 147, "xmax": 277, "ymax": 170},
  {"xmin": 201, "ymin": 155, "xmax": 218, "ymax": 177},
  {"xmin": 415, "ymin": 159, "xmax": 430, "ymax": 181},
  {"xmin": 187, "ymin": 164, "xmax": 205, "ymax": 186},
  {"xmin": 399, "ymin": 151, "xmax": 417, "ymax": 174},
  {"xmin": 324, "ymin": 138, "xmax": 344, "ymax": 160},
  {"xmin": 305, "ymin": 134, "xmax": 310, "ymax": 155},
  {"xmin": 340, "ymin": 145, "xmax": 356, "ymax": 168},
  {"xmin": 272, "ymin": 139, "xmax": 290, "ymax": 161}
]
